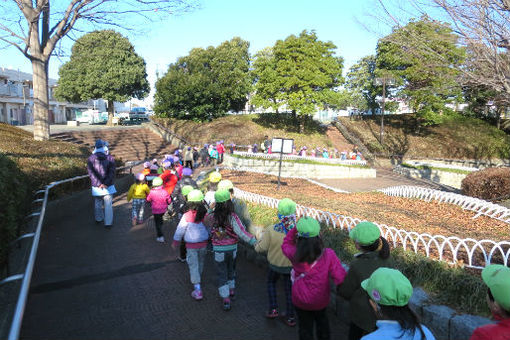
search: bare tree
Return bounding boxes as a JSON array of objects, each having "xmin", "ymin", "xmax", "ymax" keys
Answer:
[
  {"xmin": 0, "ymin": 0, "xmax": 195, "ymax": 140},
  {"xmin": 375, "ymin": 0, "xmax": 510, "ymax": 111}
]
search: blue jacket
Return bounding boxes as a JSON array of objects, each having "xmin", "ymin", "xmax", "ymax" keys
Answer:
[
  {"xmin": 361, "ymin": 321, "xmax": 436, "ymax": 340},
  {"xmin": 87, "ymin": 152, "xmax": 116, "ymax": 187}
]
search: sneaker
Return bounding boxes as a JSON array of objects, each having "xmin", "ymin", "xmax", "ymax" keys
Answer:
[
  {"xmin": 104, "ymin": 225, "xmax": 112, "ymax": 229},
  {"xmin": 178, "ymin": 256, "xmax": 186, "ymax": 263},
  {"xmin": 229, "ymin": 288, "xmax": 235, "ymax": 299},
  {"xmin": 191, "ymin": 289, "xmax": 203, "ymax": 300},
  {"xmin": 284, "ymin": 316, "xmax": 296, "ymax": 327},
  {"xmin": 223, "ymin": 298, "xmax": 231, "ymax": 311},
  {"xmin": 266, "ymin": 309, "xmax": 279, "ymax": 318},
  {"xmin": 156, "ymin": 236, "xmax": 165, "ymax": 243}
]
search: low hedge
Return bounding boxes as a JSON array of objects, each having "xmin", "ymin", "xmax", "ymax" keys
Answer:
[
  {"xmin": 0, "ymin": 123, "xmax": 90, "ymax": 275},
  {"xmin": 0, "ymin": 153, "xmax": 31, "ymax": 270},
  {"xmin": 461, "ymin": 167, "xmax": 510, "ymax": 200},
  {"xmin": 245, "ymin": 202, "xmax": 487, "ymax": 316}
]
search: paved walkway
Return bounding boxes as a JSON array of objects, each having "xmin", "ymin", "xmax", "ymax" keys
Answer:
[{"xmin": 21, "ymin": 190, "xmax": 349, "ymax": 339}]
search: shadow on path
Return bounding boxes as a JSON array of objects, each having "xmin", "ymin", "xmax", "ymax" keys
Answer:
[{"xmin": 21, "ymin": 190, "xmax": 349, "ymax": 340}]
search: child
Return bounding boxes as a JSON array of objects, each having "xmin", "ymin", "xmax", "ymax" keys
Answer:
[
  {"xmin": 127, "ymin": 173, "xmax": 150, "ymax": 226},
  {"xmin": 281, "ymin": 217, "xmax": 347, "ymax": 340},
  {"xmin": 200, "ymin": 144, "xmax": 210, "ymax": 167},
  {"xmin": 210, "ymin": 146, "xmax": 219, "ymax": 166},
  {"xmin": 204, "ymin": 189, "xmax": 257, "ymax": 311},
  {"xmin": 255, "ymin": 198, "xmax": 297, "ymax": 326},
  {"xmin": 146, "ymin": 164, "xmax": 159, "ymax": 186},
  {"xmin": 141, "ymin": 161, "xmax": 151, "ymax": 176},
  {"xmin": 204, "ymin": 171, "xmax": 222, "ymax": 207},
  {"xmin": 146, "ymin": 177, "xmax": 172, "ymax": 243},
  {"xmin": 470, "ymin": 264, "xmax": 510, "ymax": 340},
  {"xmin": 360, "ymin": 268, "xmax": 436, "ymax": 340},
  {"xmin": 172, "ymin": 189, "xmax": 210, "ymax": 300},
  {"xmin": 218, "ymin": 179, "xmax": 254, "ymax": 240},
  {"xmin": 184, "ymin": 146, "xmax": 194, "ymax": 169},
  {"xmin": 338, "ymin": 222, "xmax": 395, "ymax": 340},
  {"xmin": 160, "ymin": 160, "xmax": 178, "ymax": 196}
]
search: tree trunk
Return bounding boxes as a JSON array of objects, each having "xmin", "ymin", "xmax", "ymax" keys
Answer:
[
  {"xmin": 107, "ymin": 99, "xmax": 115, "ymax": 126},
  {"xmin": 497, "ymin": 107, "xmax": 502, "ymax": 129},
  {"xmin": 32, "ymin": 58, "xmax": 50, "ymax": 141},
  {"xmin": 299, "ymin": 114, "xmax": 306, "ymax": 134}
]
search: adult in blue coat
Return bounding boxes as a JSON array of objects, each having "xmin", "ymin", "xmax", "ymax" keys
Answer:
[{"xmin": 87, "ymin": 139, "xmax": 116, "ymax": 228}]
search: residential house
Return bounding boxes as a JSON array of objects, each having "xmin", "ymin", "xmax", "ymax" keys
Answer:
[{"xmin": 0, "ymin": 67, "xmax": 91, "ymax": 125}]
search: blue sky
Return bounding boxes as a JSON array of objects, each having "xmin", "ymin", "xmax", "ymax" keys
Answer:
[{"xmin": 0, "ymin": 0, "xmax": 395, "ymax": 105}]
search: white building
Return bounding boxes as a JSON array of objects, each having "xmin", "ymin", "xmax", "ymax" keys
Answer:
[{"xmin": 0, "ymin": 67, "xmax": 95, "ymax": 125}]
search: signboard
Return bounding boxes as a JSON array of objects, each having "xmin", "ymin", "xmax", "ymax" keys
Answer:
[{"xmin": 271, "ymin": 138, "xmax": 294, "ymax": 154}]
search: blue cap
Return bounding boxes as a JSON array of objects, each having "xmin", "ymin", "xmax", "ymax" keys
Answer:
[{"xmin": 95, "ymin": 139, "xmax": 104, "ymax": 149}]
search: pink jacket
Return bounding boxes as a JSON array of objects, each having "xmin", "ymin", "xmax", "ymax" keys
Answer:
[
  {"xmin": 146, "ymin": 186, "xmax": 171, "ymax": 214},
  {"xmin": 282, "ymin": 227, "xmax": 346, "ymax": 310}
]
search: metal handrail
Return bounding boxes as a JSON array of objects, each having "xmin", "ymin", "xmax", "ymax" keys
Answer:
[{"xmin": 6, "ymin": 161, "xmax": 141, "ymax": 340}]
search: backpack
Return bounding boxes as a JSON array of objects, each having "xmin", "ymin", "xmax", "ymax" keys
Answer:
[{"xmin": 290, "ymin": 254, "xmax": 324, "ymax": 309}]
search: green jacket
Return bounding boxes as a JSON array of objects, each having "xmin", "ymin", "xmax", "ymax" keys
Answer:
[{"xmin": 337, "ymin": 251, "xmax": 395, "ymax": 332}]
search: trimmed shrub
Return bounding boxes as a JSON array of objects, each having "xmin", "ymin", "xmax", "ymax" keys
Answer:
[
  {"xmin": 0, "ymin": 153, "xmax": 30, "ymax": 270},
  {"xmin": 461, "ymin": 167, "xmax": 510, "ymax": 200}
]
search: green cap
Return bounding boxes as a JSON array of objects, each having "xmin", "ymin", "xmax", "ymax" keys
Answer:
[
  {"xmin": 218, "ymin": 179, "xmax": 234, "ymax": 191},
  {"xmin": 152, "ymin": 177, "xmax": 163, "ymax": 187},
  {"xmin": 482, "ymin": 264, "xmax": 510, "ymax": 311},
  {"xmin": 361, "ymin": 268, "xmax": 413, "ymax": 307},
  {"xmin": 296, "ymin": 217, "xmax": 320, "ymax": 238},
  {"xmin": 209, "ymin": 171, "xmax": 222, "ymax": 183},
  {"xmin": 214, "ymin": 189, "xmax": 231, "ymax": 203},
  {"xmin": 187, "ymin": 189, "xmax": 204, "ymax": 202},
  {"xmin": 349, "ymin": 222, "xmax": 381, "ymax": 245},
  {"xmin": 181, "ymin": 185, "xmax": 194, "ymax": 197},
  {"xmin": 278, "ymin": 198, "xmax": 297, "ymax": 216}
]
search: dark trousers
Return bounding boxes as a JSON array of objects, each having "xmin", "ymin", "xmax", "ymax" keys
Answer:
[
  {"xmin": 267, "ymin": 269, "xmax": 294, "ymax": 317},
  {"xmin": 184, "ymin": 160, "xmax": 193, "ymax": 169},
  {"xmin": 295, "ymin": 307, "xmax": 330, "ymax": 340},
  {"xmin": 218, "ymin": 153, "xmax": 224, "ymax": 164},
  {"xmin": 180, "ymin": 240, "xmax": 187, "ymax": 259},
  {"xmin": 153, "ymin": 213, "xmax": 164, "ymax": 237},
  {"xmin": 348, "ymin": 322, "xmax": 368, "ymax": 340}
]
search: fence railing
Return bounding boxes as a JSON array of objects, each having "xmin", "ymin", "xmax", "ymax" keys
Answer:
[
  {"xmin": 233, "ymin": 187, "xmax": 510, "ymax": 270},
  {"xmin": 1, "ymin": 161, "xmax": 141, "ymax": 340},
  {"xmin": 378, "ymin": 185, "xmax": 510, "ymax": 224},
  {"xmin": 232, "ymin": 151, "xmax": 367, "ymax": 166}
]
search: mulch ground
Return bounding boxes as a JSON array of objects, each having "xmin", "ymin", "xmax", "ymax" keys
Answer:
[{"xmin": 222, "ymin": 170, "xmax": 509, "ymax": 242}]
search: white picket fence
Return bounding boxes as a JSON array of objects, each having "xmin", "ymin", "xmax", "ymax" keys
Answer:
[
  {"xmin": 378, "ymin": 186, "xmax": 510, "ymax": 224},
  {"xmin": 233, "ymin": 151, "xmax": 367, "ymax": 166},
  {"xmin": 234, "ymin": 187, "xmax": 510, "ymax": 269}
]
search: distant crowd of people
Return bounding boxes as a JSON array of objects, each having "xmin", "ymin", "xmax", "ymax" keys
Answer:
[
  {"xmin": 87, "ymin": 139, "xmax": 508, "ymax": 340},
  {"xmin": 242, "ymin": 136, "xmax": 365, "ymax": 161}
]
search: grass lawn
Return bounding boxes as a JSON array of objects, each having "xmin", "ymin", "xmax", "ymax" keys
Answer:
[{"xmin": 152, "ymin": 113, "xmax": 334, "ymax": 150}]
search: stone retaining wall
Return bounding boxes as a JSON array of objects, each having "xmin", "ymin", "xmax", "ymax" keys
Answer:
[
  {"xmin": 143, "ymin": 122, "xmax": 188, "ymax": 150},
  {"xmin": 237, "ymin": 229, "xmax": 493, "ymax": 340},
  {"xmin": 223, "ymin": 155, "xmax": 376, "ymax": 179},
  {"xmin": 395, "ymin": 165, "xmax": 465, "ymax": 190}
]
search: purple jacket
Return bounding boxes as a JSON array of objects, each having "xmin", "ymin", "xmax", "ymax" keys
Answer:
[
  {"xmin": 87, "ymin": 152, "xmax": 116, "ymax": 187},
  {"xmin": 146, "ymin": 186, "xmax": 172, "ymax": 214},
  {"xmin": 282, "ymin": 227, "xmax": 347, "ymax": 310}
]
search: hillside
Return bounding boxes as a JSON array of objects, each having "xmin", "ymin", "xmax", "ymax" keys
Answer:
[
  {"xmin": 152, "ymin": 113, "xmax": 352, "ymax": 151},
  {"xmin": 338, "ymin": 114, "xmax": 510, "ymax": 160}
]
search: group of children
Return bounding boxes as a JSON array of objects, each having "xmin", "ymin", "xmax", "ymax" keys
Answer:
[
  {"xmin": 127, "ymin": 165, "xmax": 509, "ymax": 340},
  {"xmin": 245, "ymin": 141, "xmax": 364, "ymax": 161}
]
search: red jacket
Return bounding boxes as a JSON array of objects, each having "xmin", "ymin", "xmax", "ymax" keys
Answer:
[
  {"xmin": 217, "ymin": 143, "xmax": 225, "ymax": 154},
  {"xmin": 160, "ymin": 170, "xmax": 178, "ymax": 195},
  {"xmin": 470, "ymin": 317, "xmax": 510, "ymax": 340}
]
